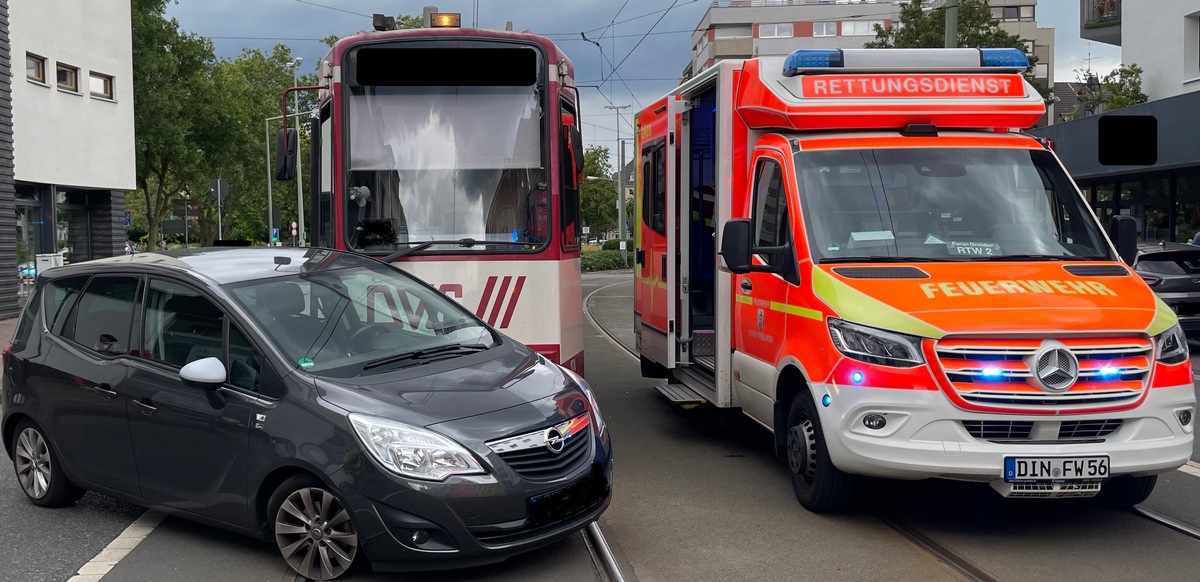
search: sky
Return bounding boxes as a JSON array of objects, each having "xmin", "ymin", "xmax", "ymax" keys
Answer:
[{"xmin": 166, "ymin": 0, "xmax": 1123, "ymax": 171}]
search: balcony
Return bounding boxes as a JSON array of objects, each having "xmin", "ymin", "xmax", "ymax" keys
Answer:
[{"xmin": 1081, "ymin": 0, "xmax": 1122, "ymax": 46}]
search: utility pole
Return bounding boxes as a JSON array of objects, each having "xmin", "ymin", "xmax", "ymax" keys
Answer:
[
  {"xmin": 944, "ymin": 0, "xmax": 959, "ymax": 48},
  {"xmin": 287, "ymin": 58, "xmax": 305, "ymax": 245},
  {"xmin": 605, "ymin": 104, "xmax": 630, "ymax": 267}
]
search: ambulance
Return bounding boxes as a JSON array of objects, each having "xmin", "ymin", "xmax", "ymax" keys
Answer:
[{"xmin": 632, "ymin": 47, "xmax": 1196, "ymax": 512}]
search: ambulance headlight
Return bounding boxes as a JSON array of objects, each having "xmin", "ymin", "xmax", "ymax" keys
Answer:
[
  {"xmin": 1154, "ymin": 323, "xmax": 1189, "ymax": 365},
  {"xmin": 828, "ymin": 318, "xmax": 924, "ymax": 368}
]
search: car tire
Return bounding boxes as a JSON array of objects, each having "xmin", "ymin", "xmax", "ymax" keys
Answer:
[
  {"xmin": 1097, "ymin": 474, "xmax": 1157, "ymax": 508},
  {"xmin": 786, "ymin": 392, "xmax": 854, "ymax": 513},
  {"xmin": 268, "ymin": 475, "xmax": 360, "ymax": 581},
  {"xmin": 11, "ymin": 419, "xmax": 85, "ymax": 508}
]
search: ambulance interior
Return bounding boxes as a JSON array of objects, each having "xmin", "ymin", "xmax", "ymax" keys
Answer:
[{"xmin": 686, "ymin": 88, "xmax": 718, "ymax": 371}]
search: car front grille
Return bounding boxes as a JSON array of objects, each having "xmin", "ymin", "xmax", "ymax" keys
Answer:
[
  {"xmin": 486, "ymin": 413, "xmax": 593, "ymax": 482},
  {"xmin": 935, "ymin": 337, "xmax": 1152, "ymax": 412}
]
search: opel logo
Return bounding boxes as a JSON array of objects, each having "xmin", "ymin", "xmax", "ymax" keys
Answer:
[
  {"xmin": 545, "ymin": 428, "xmax": 565, "ymax": 454},
  {"xmin": 1029, "ymin": 344, "xmax": 1079, "ymax": 393}
]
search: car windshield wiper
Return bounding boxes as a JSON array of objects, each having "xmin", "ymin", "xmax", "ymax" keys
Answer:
[
  {"xmin": 362, "ymin": 342, "xmax": 490, "ymax": 371},
  {"xmin": 381, "ymin": 239, "xmax": 542, "ymax": 261},
  {"xmin": 819, "ymin": 256, "xmax": 945, "ymax": 264}
]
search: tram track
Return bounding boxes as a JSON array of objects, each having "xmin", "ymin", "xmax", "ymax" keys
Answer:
[{"xmin": 584, "ymin": 276, "xmax": 1200, "ymax": 582}]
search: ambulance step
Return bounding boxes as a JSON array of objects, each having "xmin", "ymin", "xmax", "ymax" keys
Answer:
[
  {"xmin": 693, "ymin": 355, "xmax": 716, "ymax": 372},
  {"xmin": 655, "ymin": 384, "xmax": 708, "ymax": 409}
]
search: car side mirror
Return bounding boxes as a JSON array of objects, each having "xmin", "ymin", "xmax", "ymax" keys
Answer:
[
  {"xmin": 180, "ymin": 357, "xmax": 227, "ymax": 408},
  {"xmin": 1109, "ymin": 215, "xmax": 1138, "ymax": 265},
  {"xmin": 275, "ymin": 128, "xmax": 298, "ymax": 181},
  {"xmin": 721, "ymin": 219, "xmax": 784, "ymax": 275}
]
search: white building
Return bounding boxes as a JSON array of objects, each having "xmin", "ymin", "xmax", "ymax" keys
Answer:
[
  {"xmin": 1081, "ymin": 0, "xmax": 1200, "ymax": 101},
  {"xmin": 10, "ymin": 0, "xmax": 134, "ymax": 271}
]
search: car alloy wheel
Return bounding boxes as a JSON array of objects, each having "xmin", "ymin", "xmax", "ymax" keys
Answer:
[
  {"xmin": 274, "ymin": 484, "xmax": 359, "ymax": 581},
  {"xmin": 15, "ymin": 427, "xmax": 51, "ymax": 500}
]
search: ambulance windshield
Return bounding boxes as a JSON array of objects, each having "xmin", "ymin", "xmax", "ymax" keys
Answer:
[{"xmin": 795, "ymin": 148, "xmax": 1113, "ymax": 263}]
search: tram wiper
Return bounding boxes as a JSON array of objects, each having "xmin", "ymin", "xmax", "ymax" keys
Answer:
[{"xmin": 381, "ymin": 239, "xmax": 542, "ymax": 262}]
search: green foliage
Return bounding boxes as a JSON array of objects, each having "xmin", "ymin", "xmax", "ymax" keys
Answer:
[
  {"xmin": 601, "ymin": 239, "xmax": 632, "ymax": 251},
  {"xmin": 581, "ymin": 146, "xmax": 618, "ymax": 234},
  {"xmin": 581, "ymin": 250, "xmax": 628, "ymax": 272},
  {"xmin": 1102, "ymin": 64, "xmax": 1149, "ymax": 111},
  {"xmin": 866, "ymin": 0, "xmax": 1030, "ymax": 53}
]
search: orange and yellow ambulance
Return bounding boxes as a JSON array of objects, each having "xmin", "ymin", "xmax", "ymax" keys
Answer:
[{"xmin": 632, "ymin": 47, "xmax": 1195, "ymax": 512}]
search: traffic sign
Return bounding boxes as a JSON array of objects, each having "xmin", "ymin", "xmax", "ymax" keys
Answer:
[{"xmin": 272, "ymin": 228, "xmax": 279, "ymax": 242}]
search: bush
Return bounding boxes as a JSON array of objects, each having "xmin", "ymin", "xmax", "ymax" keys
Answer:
[
  {"xmin": 581, "ymin": 250, "xmax": 629, "ymax": 272},
  {"xmin": 601, "ymin": 239, "xmax": 633, "ymax": 251}
]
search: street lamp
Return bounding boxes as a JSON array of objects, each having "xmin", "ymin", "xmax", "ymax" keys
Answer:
[
  {"xmin": 604, "ymin": 104, "xmax": 630, "ymax": 267},
  {"xmin": 285, "ymin": 57, "xmax": 305, "ymax": 245}
]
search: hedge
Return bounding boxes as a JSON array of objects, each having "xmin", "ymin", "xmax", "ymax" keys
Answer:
[
  {"xmin": 581, "ymin": 250, "xmax": 630, "ymax": 272},
  {"xmin": 601, "ymin": 239, "xmax": 633, "ymax": 251}
]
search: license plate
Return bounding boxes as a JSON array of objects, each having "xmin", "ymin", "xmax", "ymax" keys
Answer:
[
  {"xmin": 528, "ymin": 473, "xmax": 609, "ymax": 527},
  {"xmin": 1004, "ymin": 456, "xmax": 1109, "ymax": 482}
]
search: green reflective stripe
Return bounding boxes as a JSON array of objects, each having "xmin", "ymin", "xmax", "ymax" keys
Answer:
[
  {"xmin": 769, "ymin": 301, "xmax": 822, "ymax": 321},
  {"xmin": 1146, "ymin": 295, "xmax": 1178, "ymax": 336},
  {"xmin": 811, "ymin": 268, "xmax": 945, "ymax": 339},
  {"xmin": 734, "ymin": 293, "xmax": 821, "ymax": 321}
]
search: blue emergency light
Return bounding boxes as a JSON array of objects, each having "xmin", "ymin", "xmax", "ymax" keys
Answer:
[{"xmin": 782, "ymin": 47, "xmax": 1030, "ymax": 77}]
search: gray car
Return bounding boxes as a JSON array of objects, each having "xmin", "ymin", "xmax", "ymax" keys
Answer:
[
  {"xmin": 2, "ymin": 247, "xmax": 612, "ymax": 580},
  {"xmin": 1132, "ymin": 241, "xmax": 1200, "ymax": 337}
]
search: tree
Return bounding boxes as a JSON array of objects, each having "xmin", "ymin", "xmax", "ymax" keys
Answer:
[
  {"xmin": 1102, "ymin": 64, "xmax": 1149, "ymax": 111},
  {"xmin": 865, "ymin": 1, "xmax": 1049, "ymax": 102},
  {"xmin": 581, "ymin": 146, "xmax": 618, "ymax": 235}
]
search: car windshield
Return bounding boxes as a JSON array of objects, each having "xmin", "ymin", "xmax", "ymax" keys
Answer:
[
  {"xmin": 226, "ymin": 253, "xmax": 496, "ymax": 377},
  {"xmin": 795, "ymin": 147, "xmax": 1113, "ymax": 263}
]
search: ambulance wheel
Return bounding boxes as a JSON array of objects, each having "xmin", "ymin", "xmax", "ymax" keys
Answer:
[
  {"xmin": 786, "ymin": 392, "xmax": 854, "ymax": 513},
  {"xmin": 1097, "ymin": 474, "xmax": 1157, "ymax": 508}
]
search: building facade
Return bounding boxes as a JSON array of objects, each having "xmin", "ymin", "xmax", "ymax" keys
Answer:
[
  {"xmin": 0, "ymin": 0, "xmax": 18, "ymax": 318},
  {"xmin": 1081, "ymin": 0, "xmax": 1200, "ymax": 101},
  {"xmin": 10, "ymin": 0, "xmax": 134, "ymax": 287}
]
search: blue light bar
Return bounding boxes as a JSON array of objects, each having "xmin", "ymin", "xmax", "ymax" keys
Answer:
[
  {"xmin": 982, "ymin": 367, "xmax": 1002, "ymax": 379},
  {"xmin": 783, "ymin": 49, "xmax": 844, "ymax": 77},
  {"xmin": 980, "ymin": 48, "xmax": 1030, "ymax": 68}
]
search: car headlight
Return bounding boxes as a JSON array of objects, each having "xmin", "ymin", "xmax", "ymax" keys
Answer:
[
  {"xmin": 561, "ymin": 366, "xmax": 606, "ymax": 437},
  {"xmin": 1155, "ymin": 323, "xmax": 1189, "ymax": 365},
  {"xmin": 348, "ymin": 413, "xmax": 485, "ymax": 481},
  {"xmin": 828, "ymin": 318, "xmax": 925, "ymax": 367}
]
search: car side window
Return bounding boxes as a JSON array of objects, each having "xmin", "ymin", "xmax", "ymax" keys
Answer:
[
  {"xmin": 228, "ymin": 324, "xmax": 264, "ymax": 393},
  {"xmin": 42, "ymin": 275, "xmax": 90, "ymax": 336},
  {"xmin": 61, "ymin": 276, "xmax": 140, "ymax": 357},
  {"xmin": 141, "ymin": 279, "xmax": 225, "ymax": 368},
  {"xmin": 752, "ymin": 158, "xmax": 790, "ymax": 262}
]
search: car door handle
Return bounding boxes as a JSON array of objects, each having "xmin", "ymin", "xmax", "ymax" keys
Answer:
[
  {"xmin": 741, "ymin": 279, "xmax": 753, "ymax": 293},
  {"xmin": 91, "ymin": 384, "xmax": 118, "ymax": 400},
  {"xmin": 132, "ymin": 399, "xmax": 157, "ymax": 415}
]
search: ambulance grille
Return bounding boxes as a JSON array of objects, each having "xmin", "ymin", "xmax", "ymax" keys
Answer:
[
  {"xmin": 962, "ymin": 420, "xmax": 1033, "ymax": 440},
  {"xmin": 1058, "ymin": 419, "xmax": 1122, "ymax": 439},
  {"xmin": 831, "ymin": 266, "xmax": 929, "ymax": 279},
  {"xmin": 935, "ymin": 338, "xmax": 1152, "ymax": 411}
]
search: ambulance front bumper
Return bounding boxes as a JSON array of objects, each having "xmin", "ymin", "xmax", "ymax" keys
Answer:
[{"xmin": 811, "ymin": 382, "xmax": 1195, "ymax": 482}]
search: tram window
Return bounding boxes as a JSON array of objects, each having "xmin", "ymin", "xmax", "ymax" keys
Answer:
[{"xmin": 561, "ymin": 97, "xmax": 581, "ymax": 251}]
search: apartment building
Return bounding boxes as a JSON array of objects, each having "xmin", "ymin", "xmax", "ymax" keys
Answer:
[
  {"xmin": 1081, "ymin": 0, "xmax": 1200, "ymax": 100},
  {"xmin": 10, "ymin": 0, "xmax": 134, "ymax": 296}
]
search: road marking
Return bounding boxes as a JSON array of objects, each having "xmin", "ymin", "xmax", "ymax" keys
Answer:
[
  {"xmin": 67, "ymin": 510, "xmax": 165, "ymax": 582},
  {"xmin": 1180, "ymin": 461, "xmax": 1200, "ymax": 479}
]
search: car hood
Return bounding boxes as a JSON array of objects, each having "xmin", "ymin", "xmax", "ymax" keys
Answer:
[
  {"xmin": 314, "ymin": 341, "xmax": 579, "ymax": 428},
  {"xmin": 812, "ymin": 262, "xmax": 1173, "ymax": 337}
]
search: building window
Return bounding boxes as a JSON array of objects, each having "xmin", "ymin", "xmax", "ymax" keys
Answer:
[
  {"xmin": 26, "ymin": 54, "xmax": 46, "ymax": 83},
  {"xmin": 89, "ymin": 73, "xmax": 114, "ymax": 99},
  {"xmin": 1020, "ymin": 5, "xmax": 1035, "ymax": 20},
  {"xmin": 814, "ymin": 21, "xmax": 837, "ymax": 37},
  {"xmin": 759, "ymin": 23, "xmax": 794, "ymax": 39},
  {"xmin": 57, "ymin": 63, "xmax": 79, "ymax": 92},
  {"xmin": 841, "ymin": 20, "xmax": 884, "ymax": 36},
  {"xmin": 994, "ymin": 6, "xmax": 1035, "ymax": 22},
  {"xmin": 1022, "ymin": 40, "xmax": 1035, "ymax": 55},
  {"xmin": 1035, "ymin": 63, "xmax": 1049, "ymax": 79}
]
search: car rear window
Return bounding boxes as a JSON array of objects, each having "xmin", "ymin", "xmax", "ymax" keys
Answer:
[
  {"xmin": 43, "ymin": 275, "xmax": 90, "ymax": 335},
  {"xmin": 1136, "ymin": 253, "xmax": 1200, "ymax": 275}
]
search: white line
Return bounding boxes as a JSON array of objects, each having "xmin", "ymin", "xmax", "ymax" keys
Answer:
[
  {"xmin": 67, "ymin": 509, "xmax": 166, "ymax": 582},
  {"xmin": 1180, "ymin": 461, "xmax": 1200, "ymax": 479},
  {"xmin": 584, "ymin": 279, "xmax": 639, "ymax": 361}
]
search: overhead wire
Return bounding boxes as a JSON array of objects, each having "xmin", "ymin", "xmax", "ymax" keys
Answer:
[{"xmin": 603, "ymin": 0, "xmax": 682, "ymax": 85}]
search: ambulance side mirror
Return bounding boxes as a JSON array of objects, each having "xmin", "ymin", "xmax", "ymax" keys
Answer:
[
  {"xmin": 721, "ymin": 219, "xmax": 780, "ymax": 274},
  {"xmin": 1110, "ymin": 215, "xmax": 1138, "ymax": 266}
]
